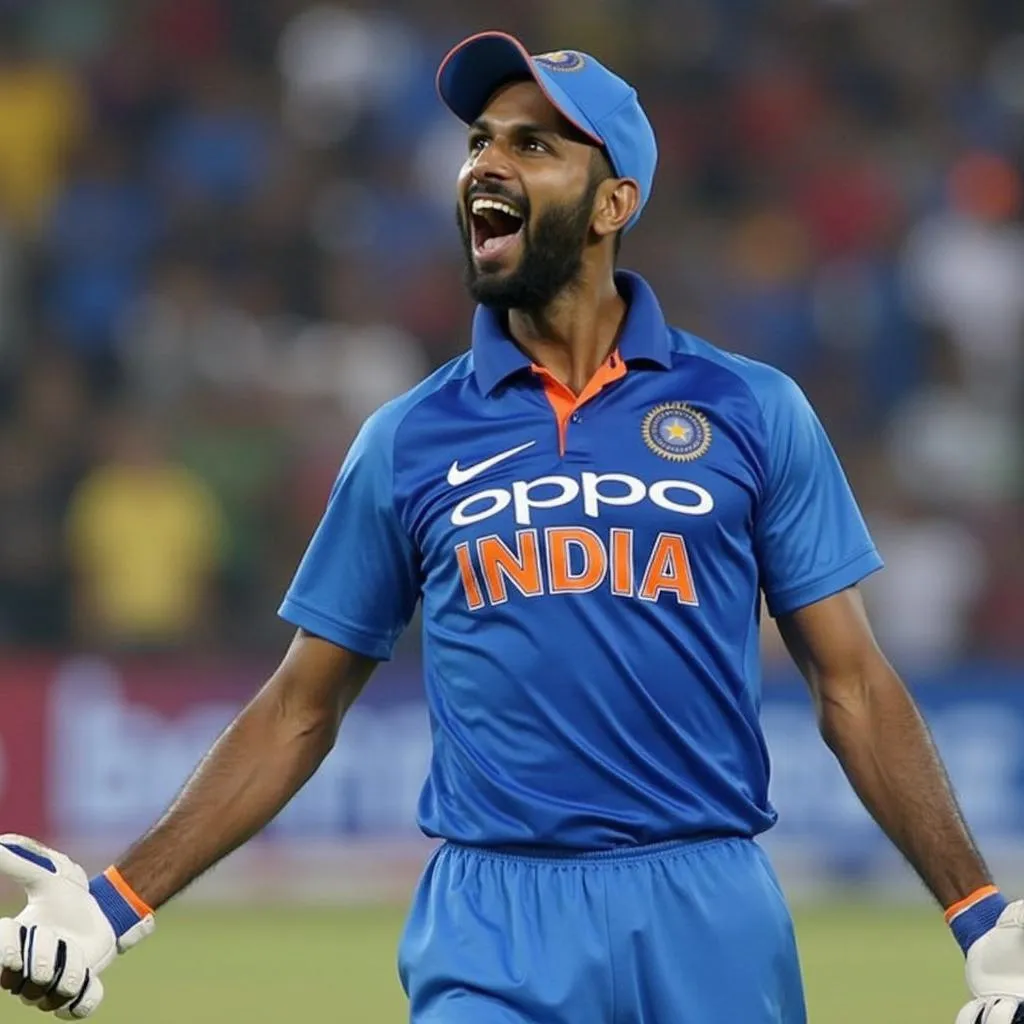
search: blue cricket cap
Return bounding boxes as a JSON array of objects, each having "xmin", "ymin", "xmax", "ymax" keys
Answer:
[{"xmin": 436, "ymin": 31, "xmax": 657, "ymax": 231}]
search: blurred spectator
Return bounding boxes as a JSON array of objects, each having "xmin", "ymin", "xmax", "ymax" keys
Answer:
[
  {"xmin": 973, "ymin": 504, "xmax": 1024, "ymax": 660},
  {"xmin": 15, "ymin": 347, "xmax": 92, "ymax": 474},
  {"xmin": 0, "ymin": 349, "xmax": 92, "ymax": 643},
  {"xmin": 0, "ymin": 428, "xmax": 74, "ymax": 643},
  {"xmin": 0, "ymin": 0, "xmax": 1018, "ymax": 663},
  {"xmin": 24, "ymin": 0, "xmax": 117, "ymax": 65},
  {"xmin": 89, "ymin": 14, "xmax": 177, "ymax": 148},
  {"xmin": 65, "ymin": 409, "xmax": 226, "ymax": 651},
  {"xmin": 863, "ymin": 499, "xmax": 987, "ymax": 672},
  {"xmin": 284, "ymin": 257, "xmax": 431, "ymax": 423},
  {"xmin": 712, "ymin": 207, "xmax": 816, "ymax": 374},
  {"xmin": 152, "ymin": 63, "xmax": 276, "ymax": 212},
  {"xmin": 309, "ymin": 158, "xmax": 452, "ymax": 274},
  {"xmin": 174, "ymin": 388, "xmax": 290, "ymax": 647},
  {"xmin": 0, "ymin": 21, "xmax": 86, "ymax": 234},
  {"xmin": 118, "ymin": 255, "xmax": 270, "ymax": 407},
  {"xmin": 884, "ymin": 331, "xmax": 1018, "ymax": 513},
  {"xmin": 148, "ymin": 0, "xmax": 229, "ymax": 67},
  {"xmin": 43, "ymin": 133, "xmax": 161, "ymax": 375},
  {"xmin": 0, "ymin": 216, "xmax": 28, "ymax": 369},
  {"xmin": 277, "ymin": 3, "xmax": 421, "ymax": 149},
  {"xmin": 901, "ymin": 152, "xmax": 1024, "ymax": 407}
]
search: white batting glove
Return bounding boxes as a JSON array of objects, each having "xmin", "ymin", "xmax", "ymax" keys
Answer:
[
  {"xmin": 953, "ymin": 897, "xmax": 1024, "ymax": 1024},
  {"xmin": 0, "ymin": 835, "xmax": 155, "ymax": 1019},
  {"xmin": 956, "ymin": 998, "xmax": 1024, "ymax": 1024}
]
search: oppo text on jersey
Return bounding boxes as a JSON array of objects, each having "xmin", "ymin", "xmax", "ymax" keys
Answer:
[{"xmin": 449, "ymin": 471, "xmax": 715, "ymax": 527}]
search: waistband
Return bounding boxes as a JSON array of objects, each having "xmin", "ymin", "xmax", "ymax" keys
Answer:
[{"xmin": 442, "ymin": 832, "xmax": 751, "ymax": 867}]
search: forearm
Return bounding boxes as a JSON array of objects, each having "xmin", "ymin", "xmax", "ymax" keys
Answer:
[
  {"xmin": 817, "ymin": 663, "xmax": 990, "ymax": 908},
  {"xmin": 113, "ymin": 676, "xmax": 341, "ymax": 910}
]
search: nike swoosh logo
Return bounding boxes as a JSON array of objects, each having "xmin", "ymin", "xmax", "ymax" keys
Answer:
[{"xmin": 447, "ymin": 441, "xmax": 536, "ymax": 487}]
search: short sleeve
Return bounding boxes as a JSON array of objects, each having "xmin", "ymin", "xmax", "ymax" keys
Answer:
[
  {"xmin": 754, "ymin": 371, "xmax": 883, "ymax": 617},
  {"xmin": 278, "ymin": 407, "xmax": 420, "ymax": 659}
]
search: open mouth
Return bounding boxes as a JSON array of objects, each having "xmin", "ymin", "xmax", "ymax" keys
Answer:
[{"xmin": 469, "ymin": 196, "xmax": 525, "ymax": 262}]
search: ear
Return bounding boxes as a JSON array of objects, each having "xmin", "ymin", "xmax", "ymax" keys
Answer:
[{"xmin": 592, "ymin": 177, "xmax": 640, "ymax": 240}]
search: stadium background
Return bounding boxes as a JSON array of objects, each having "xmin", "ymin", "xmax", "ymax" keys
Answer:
[{"xmin": 0, "ymin": 0, "xmax": 1022, "ymax": 1020}]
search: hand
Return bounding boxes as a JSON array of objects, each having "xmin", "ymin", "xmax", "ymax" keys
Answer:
[
  {"xmin": 956, "ymin": 999, "xmax": 1024, "ymax": 1024},
  {"xmin": 0, "ymin": 836, "xmax": 154, "ymax": 1018},
  {"xmin": 956, "ymin": 902, "xmax": 1024, "ymax": 1024}
]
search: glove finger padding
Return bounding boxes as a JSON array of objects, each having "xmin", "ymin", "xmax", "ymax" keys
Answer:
[
  {"xmin": 53, "ymin": 939, "xmax": 87, "ymax": 1002},
  {"xmin": 22, "ymin": 924, "xmax": 61, "ymax": 991},
  {"xmin": 54, "ymin": 970, "xmax": 104, "ymax": 1020},
  {"xmin": 0, "ymin": 836, "xmax": 87, "ymax": 892},
  {"xmin": 0, "ymin": 918, "xmax": 24, "ymax": 972},
  {"xmin": 957, "ymin": 998, "xmax": 1024, "ymax": 1024}
]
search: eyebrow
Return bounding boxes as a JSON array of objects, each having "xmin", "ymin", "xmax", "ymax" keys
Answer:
[{"xmin": 469, "ymin": 119, "xmax": 562, "ymax": 139}]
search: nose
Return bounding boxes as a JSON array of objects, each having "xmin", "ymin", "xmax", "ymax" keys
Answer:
[{"xmin": 470, "ymin": 140, "xmax": 514, "ymax": 185}]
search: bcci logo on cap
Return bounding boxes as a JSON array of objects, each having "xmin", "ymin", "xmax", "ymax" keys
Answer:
[
  {"xmin": 534, "ymin": 50, "xmax": 586, "ymax": 72},
  {"xmin": 643, "ymin": 403, "xmax": 712, "ymax": 462}
]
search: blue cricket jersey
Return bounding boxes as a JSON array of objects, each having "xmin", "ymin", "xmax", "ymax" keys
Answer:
[{"xmin": 279, "ymin": 271, "xmax": 883, "ymax": 850}]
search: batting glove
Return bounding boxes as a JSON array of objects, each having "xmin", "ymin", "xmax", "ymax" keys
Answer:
[
  {"xmin": 0, "ymin": 835, "xmax": 155, "ymax": 1019},
  {"xmin": 956, "ymin": 999, "xmax": 1024, "ymax": 1024},
  {"xmin": 950, "ymin": 889, "xmax": 1024, "ymax": 1024}
]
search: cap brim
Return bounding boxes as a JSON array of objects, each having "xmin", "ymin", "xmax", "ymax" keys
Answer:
[{"xmin": 436, "ymin": 31, "xmax": 603, "ymax": 147}]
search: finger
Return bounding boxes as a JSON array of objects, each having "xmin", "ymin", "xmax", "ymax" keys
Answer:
[
  {"xmin": 0, "ymin": 919, "xmax": 23, "ymax": 972},
  {"xmin": 986, "ymin": 1000, "xmax": 1024, "ymax": 1024},
  {"xmin": 35, "ymin": 939, "xmax": 80, "ymax": 1012},
  {"xmin": 55, "ymin": 971, "xmax": 104, "ymax": 1020},
  {"xmin": 10, "ymin": 924, "xmax": 28, "ymax": 995},
  {"xmin": 957, "ymin": 999, "xmax": 983, "ymax": 1024},
  {"xmin": 962, "ymin": 999, "xmax": 1024, "ymax": 1024},
  {"xmin": 37, "ymin": 991, "xmax": 74, "ymax": 1013},
  {"xmin": 33, "ymin": 938, "xmax": 70, "ymax": 1012},
  {"xmin": 50, "ymin": 939, "xmax": 85, "ymax": 1003},
  {"xmin": 18, "ymin": 977, "xmax": 54, "ymax": 1005},
  {"xmin": 23, "ymin": 924, "xmax": 61, "ymax": 992},
  {"xmin": 0, "ymin": 837, "xmax": 60, "ymax": 889},
  {"xmin": 15, "ymin": 924, "xmax": 49, "ymax": 1003}
]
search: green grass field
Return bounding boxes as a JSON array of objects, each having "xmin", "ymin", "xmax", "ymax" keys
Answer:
[{"xmin": 22, "ymin": 901, "xmax": 963, "ymax": 1023}]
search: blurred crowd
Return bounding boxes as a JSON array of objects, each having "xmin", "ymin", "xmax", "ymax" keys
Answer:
[{"xmin": 0, "ymin": 0, "xmax": 1022, "ymax": 672}]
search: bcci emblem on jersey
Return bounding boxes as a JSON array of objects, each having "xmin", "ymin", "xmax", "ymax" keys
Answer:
[{"xmin": 642, "ymin": 403, "xmax": 712, "ymax": 462}]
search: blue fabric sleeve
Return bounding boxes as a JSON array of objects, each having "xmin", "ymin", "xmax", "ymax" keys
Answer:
[
  {"xmin": 278, "ymin": 406, "xmax": 420, "ymax": 659},
  {"xmin": 754, "ymin": 371, "xmax": 883, "ymax": 617}
]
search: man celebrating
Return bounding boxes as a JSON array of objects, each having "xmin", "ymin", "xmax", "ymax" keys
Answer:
[{"xmin": 2, "ymin": 30, "xmax": 1022, "ymax": 1024}]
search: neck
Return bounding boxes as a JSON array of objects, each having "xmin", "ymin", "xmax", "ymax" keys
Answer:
[{"xmin": 506, "ymin": 268, "xmax": 626, "ymax": 394}]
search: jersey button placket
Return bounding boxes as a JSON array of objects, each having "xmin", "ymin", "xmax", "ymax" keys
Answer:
[
  {"xmin": 533, "ymin": 353, "xmax": 625, "ymax": 461},
  {"xmin": 563, "ymin": 409, "xmax": 589, "ymax": 462}
]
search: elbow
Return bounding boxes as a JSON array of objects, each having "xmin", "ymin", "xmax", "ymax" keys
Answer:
[
  {"xmin": 277, "ymin": 694, "xmax": 343, "ymax": 753},
  {"xmin": 257, "ymin": 636, "xmax": 376, "ymax": 758},
  {"xmin": 811, "ymin": 669, "xmax": 872, "ymax": 753},
  {"xmin": 263, "ymin": 677, "xmax": 344, "ymax": 755},
  {"xmin": 815, "ymin": 701, "xmax": 844, "ymax": 755},
  {"xmin": 817, "ymin": 708, "xmax": 849, "ymax": 756},
  {"xmin": 811, "ymin": 654, "xmax": 905, "ymax": 753}
]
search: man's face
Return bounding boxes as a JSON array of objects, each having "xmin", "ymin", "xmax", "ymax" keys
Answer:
[{"xmin": 456, "ymin": 80, "xmax": 605, "ymax": 310}]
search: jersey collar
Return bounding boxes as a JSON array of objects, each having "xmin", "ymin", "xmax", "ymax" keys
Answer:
[{"xmin": 471, "ymin": 270, "xmax": 672, "ymax": 396}]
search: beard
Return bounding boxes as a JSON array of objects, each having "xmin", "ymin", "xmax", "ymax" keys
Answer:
[{"xmin": 458, "ymin": 175, "xmax": 601, "ymax": 312}]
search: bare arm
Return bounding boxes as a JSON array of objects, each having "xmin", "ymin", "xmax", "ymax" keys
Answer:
[
  {"xmin": 115, "ymin": 629, "xmax": 378, "ymax": 909},
  {"xmin": 777, "ymin": 587, "xmax": 991, "ymax": 908}
]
